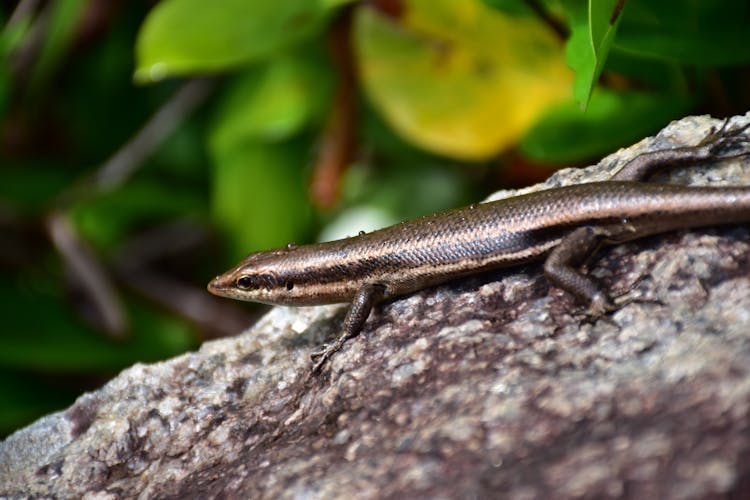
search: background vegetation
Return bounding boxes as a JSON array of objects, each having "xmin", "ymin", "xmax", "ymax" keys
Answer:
[{"xmin": 1, "ymin": 0, "xmax": 748, "ymax": 436}]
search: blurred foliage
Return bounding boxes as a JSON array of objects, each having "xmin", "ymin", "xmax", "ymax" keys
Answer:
[
  {"xmin": 354, "ymin": 0, "xmax": 572, "ymax": 159},
  {"xmin": 0, "ymin": 0, "xmax": 748, "ymax": 436}
]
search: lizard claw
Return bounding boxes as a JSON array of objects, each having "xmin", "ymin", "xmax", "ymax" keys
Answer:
[
  {"xmin": 611, "ymin": 272, "xmax": 667, "ymax": 308},
  {"xmin": 701, "ymin": 119, "xmax": 750, "ymax": 156},
  {"xmin": 309, "ymin": 344, "xmax": 332, "ymax": 373},
  {"xmin": 571, "ymin": 293, "xmax": 617, "ymax": 327},
  {"xmin": 310, "ymin": 343, "xmax": 329, "ymax": 359},
  {"xmin": 581, "ymin": 283, "xmax": 663, "ymax": 326},
  {"xmin": 309, "ymin": 338, "xmax": 349, "ymax": 373},
  {"xmin": 588, "ymin": 292, "xmax": 617, "ymax": 317}
]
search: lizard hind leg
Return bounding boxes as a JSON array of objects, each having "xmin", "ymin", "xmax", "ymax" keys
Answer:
[{"xmin": 544, "ymin": 224, "xmax": 636, "ymax": 316}]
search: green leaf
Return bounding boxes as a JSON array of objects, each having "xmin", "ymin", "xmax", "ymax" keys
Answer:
[
  {"xmin": 615, "ymin": 0, "xmax": 750, "ymax": 65},
  {"xmin": 135, "ymin": 0, "xmax": 330, "ymax": 82},
  {"xmin": 210, "ymin": 140, "xmax": 313, "ymax": 261},
  {"xmin": 564, "ymin": 0, "xmax": 626, "ymax": 109},
  {"xmin": 354, "ymin": 0, "xmax": 571, "ymax": 160},
  {"xmin": 604, "ymin": 49, "xmax": 687, "ymax": 91},
  {"xmin": 480, "ymin": 0, "xmax": 536, "ymax": 16},
  {"xmin": 210, "ymin": 53, "xmax": 332, "ymax": 151},
  {"xmin": 320, "ymin": 0, "xmax": 360, "ymax": 8},
  {"xmin": 519, "ymin": 89, "xmax": 693, "ymax": 163}
]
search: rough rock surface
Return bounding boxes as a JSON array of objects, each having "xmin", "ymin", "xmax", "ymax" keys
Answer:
[{"xmin": 3, "ymin": 114, "xmax": 750, "ymax": 499}]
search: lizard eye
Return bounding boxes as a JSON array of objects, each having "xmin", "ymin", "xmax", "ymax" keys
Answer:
[
  {"xmin": 286, "ymin": 281, "xmax": 294, "ymax": 291},
  {"xmin": 236, "ymin": 276, "xmax": 257, "ymax": 289}
]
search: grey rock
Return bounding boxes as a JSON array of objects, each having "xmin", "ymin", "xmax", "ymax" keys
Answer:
[{"xmin": 3, "ymin": 113, "xmax": 750, "ymax": 499}]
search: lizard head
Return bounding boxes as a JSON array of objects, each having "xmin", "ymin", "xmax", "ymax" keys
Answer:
[
  {"xmin": 207, "ymin": 243, "xmax": 353, "ymax": 306},
  {"xmin": 207, "ymin": 247, "xmax": 301, "ymax": 305}
]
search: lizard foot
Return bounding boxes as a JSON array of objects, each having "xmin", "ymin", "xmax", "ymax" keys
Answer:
[{"xmin": 700, "ymin": 118, "xmax": 750, "ymax": 157}]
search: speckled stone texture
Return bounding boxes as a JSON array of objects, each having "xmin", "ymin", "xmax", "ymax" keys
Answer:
[{"xmin": 2, "ymin": 113, "xmax": 750, "ymax": 499}]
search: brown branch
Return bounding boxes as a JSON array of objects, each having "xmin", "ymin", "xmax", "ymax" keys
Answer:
[
  {"xmin": 46, "ymin": 210, "xmax": 127, "ymax": 338},
  {"xmin": 94, "ymin": 78, "xmax": 215, "ymax": 192},
  {"xmin": 524, "ymin": 0, "xmax": 568, "ymax": 40},
  {"xmin": 309, "ymin": 10, "xmax": 357, "ymax": 210},
  {"xmin": 6, "ymin": 0, "xmax": 41, "ymax": 29}
]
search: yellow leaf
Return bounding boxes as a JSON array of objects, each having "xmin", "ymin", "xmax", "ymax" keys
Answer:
[{"xmin": 354, "ymin": 0, "xmax": 572, "ymax": 160}]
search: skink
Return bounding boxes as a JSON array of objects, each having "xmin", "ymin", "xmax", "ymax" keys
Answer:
[{"xmin": 208, "ymin": 122, "xmax": 750, "ymax": 372}]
